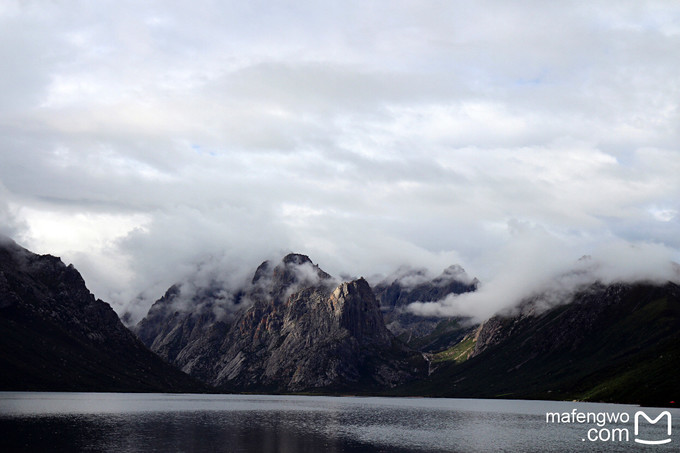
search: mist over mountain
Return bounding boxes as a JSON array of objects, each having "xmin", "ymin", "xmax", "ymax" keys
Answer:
[
  {"xmin": 408, "ymin": 240, "xmax": 680, "ymax": 321},
  {"xmin": 1, "ymin": 2, "xmax": 679, "ymax": 375},
  {"xmin": 2, "ymin": 235, "xmax": 679, "ymax": 406},
  {"xmin": 372, "ymin": 265, "xmax": 479, "ymax": 352},
  {"xmin": 136, "ymin": 253, "xmax": 426, "ymax": 393},
  {"xmin": 400, "ymin": 281, "xmax": 680, "ymax": 407},
  {"xmin": 1, "ymin": 0, "xmax": 679, "ymax": 413}
]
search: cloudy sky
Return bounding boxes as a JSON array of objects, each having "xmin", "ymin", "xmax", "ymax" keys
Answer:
[{"xmin": 1, "ymin": 1, "xmax": 679, "ymax": 321}]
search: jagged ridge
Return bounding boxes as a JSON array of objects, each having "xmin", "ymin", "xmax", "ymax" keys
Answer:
[{"xmin": 136, "ymin": 254, "xmax": 427, "ymax": 392}]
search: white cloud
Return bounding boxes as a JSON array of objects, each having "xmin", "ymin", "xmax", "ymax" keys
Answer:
[
  {"xmin": 649, "ymin": 207, "xmax": 677, "ymax": 222},
  {"xmin": 0, "ymin": 1, "xmax": 679, "ymax": 318},
  {"xmin": 408, "ymin": 233, "xmax": 680, "ymax": 321}
]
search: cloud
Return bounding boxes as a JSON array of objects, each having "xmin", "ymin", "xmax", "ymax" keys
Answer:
[
  {"xmin": 408, "ymin": 230, "xmax": 680, "ymax": 321},
  {"xmin": 150, "ymin": 257, "xmax": 255, "ymax": 324},
  {"xmin": 0, "ymin": 182, "xmax": 25, "ymax": 238},
  {"xmin": 368, "ymin": 263, "xmax": 476, "ymax": 290},
  {"xmin": 0, "ymin": 1, "xmax": 679, "ymax": 320}
]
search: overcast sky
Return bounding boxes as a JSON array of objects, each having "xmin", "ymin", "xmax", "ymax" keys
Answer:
[{"xmin": 1, "ymin": 1, "xmax": 679, "ymax": 321}]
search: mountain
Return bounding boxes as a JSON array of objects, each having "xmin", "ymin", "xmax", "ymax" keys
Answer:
[
  {"xmin": 0, "ymin": 237, "xmax": 206, "ymax": 392},
  {"xmin": 396, "ymin": 281, "xmax": 680, "ymax": 406},
  {"xmin": 134, "ymin": 253, "xmax": 329, "ymax": 376},
  {"xmin": 7, "ymin": 233, "xmax": 675, "ymax": 405},
  {"xmin": 135, "ymin": 282, "xmax": 246, "ymax": 371},
  {"xmin": 136, "ymin": 254, "xmax": 427, "ymax": 393},
  {"xmin": 373, "ymin": 265, "xmax": 479, "ymax": 352}
]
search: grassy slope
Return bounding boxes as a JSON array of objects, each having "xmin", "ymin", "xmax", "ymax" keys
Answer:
[{"xmin": 431, "ymin": 334, "xmax": 476, "ymax": 364}]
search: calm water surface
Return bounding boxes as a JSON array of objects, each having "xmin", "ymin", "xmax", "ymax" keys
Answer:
[{"xmin": 0, "ymin": 392, "xmax": 677, "ymax": 452}]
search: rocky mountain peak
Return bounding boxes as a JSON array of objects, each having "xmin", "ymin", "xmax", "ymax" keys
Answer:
[
  {"xmin": 330, "ymin": 278, "xmax": 392, "ymax": 345},
  {"xmin": 137, "ymin": 253, "xmax": 426, "ymax": 392},
  {"xmin": 162, "ymin": 284, "xmax": 181, "ymax": 300},
  {"xmin": 136, "ymin": 252, "xmax": 337, "ymax": 373},
  {"xmin": 438, "ymin": 265, "xmax": 479, "ymax": 286},
  {"xmin": 253, "ymin": 254, "xmax": 332, "ymax": 286},
  {"xmin": 275, "ymin": 253, "xmax": 331, "ymax": 280},
  {"xmin": 199, "ymin": 274, "xmax": 425, "ymax": 392},
  {"xmin": 251, "ymin": 260, "xmax": 271, "ymax": 284},
  {"xmin": 282, "ymin": 253, "xmax": 312, "ymax": 265},
  {"xmin": 253, "ymin": 253, "xmax": 334, "ymax": 305},
  {"xmin": 331, "ymin": 277, "xmax": 370, "ymax": 301}
]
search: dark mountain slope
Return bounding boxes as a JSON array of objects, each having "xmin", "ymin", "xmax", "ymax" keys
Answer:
[
  {"xmin": 0, "ymin": 237, "xmax": 206, "ymax": 392},
  {"xmin": 395, "ymin": 282, "xmax": 680, "ymax": 406}
]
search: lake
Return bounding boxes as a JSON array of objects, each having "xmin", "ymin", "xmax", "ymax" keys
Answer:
[{"xmin": 0, "ymin": 393, "xmax": 677, "ymax": 452}]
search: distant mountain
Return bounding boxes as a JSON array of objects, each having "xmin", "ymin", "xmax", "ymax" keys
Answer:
[
  {"xmin": 135, "ymin": 253, "xmax": 330, "ymax": 377},
  {"xmin": 136, "ymin": 254, "xmax": 427, "ymax": 393},
  {"xmin": 374, "ymin": 265, "xmax": 479, "ymax": 352},
  {"xmin": 135, "ymin": 282, "xmax": 246, "ymax": 371},
  {"xmin": 6, "ymin": 234, "xmax": 676, "ymax": 406},
  {"xmin": 0, "ymin": 237, "xmax": 206, "ymax": 392},
  {"xmin": 397, "ymin": 281, "xmax": 680, "ymax": 407}
]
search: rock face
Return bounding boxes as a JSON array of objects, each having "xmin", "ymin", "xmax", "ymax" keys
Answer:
[
  {"xmin": 135, "ymin": 253, "xmax": 329, "ymax": 375},
  {"xmin": 135, "ymin": 282, "xmax": 243, "ymax": 370},
  {"xmin": 401, "ymin": 281, "xmax": 680, "ymax": 406},
  {"xmin": 0, "ymin": 237, "xmax": 205, "ymax": 392},
  {"xmin": 136, "ymin": 254, "xmax": 426, "ymax": 392},
  {"xmin": 373, "ymin": 265, "xmax": 479, "ymax": 352}
]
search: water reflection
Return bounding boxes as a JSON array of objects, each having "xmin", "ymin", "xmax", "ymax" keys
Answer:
[
  {"xmin": 0, "ymin": 393, "xmax": 677, "ymax": 452},
  {"xmin": 1, "ymin": 411, "xmax": 407, "ymax": 453}
]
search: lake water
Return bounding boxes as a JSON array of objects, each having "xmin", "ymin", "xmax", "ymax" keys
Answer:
[{"xmin": 0, "ymin": 393, "xmax": 678, "ymax": 452}]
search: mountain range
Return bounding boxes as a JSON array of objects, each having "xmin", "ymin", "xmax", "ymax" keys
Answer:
[
  {"xmin": 135, "ymin": 253, "xmax": 427, "ymax": 392},
  {"xmin": 1, "ymin": 236, "xmax": 678, "ymax": 406}
]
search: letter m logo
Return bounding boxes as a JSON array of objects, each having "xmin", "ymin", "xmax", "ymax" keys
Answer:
[{"xmin": 634, "ymin": 411, "xmax": 672, "ymax": 445}]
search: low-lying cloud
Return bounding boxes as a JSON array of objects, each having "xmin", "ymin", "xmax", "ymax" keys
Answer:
[
  {"xmin": 369, "ymin": 263, "xmax": 477, "ymax": 291},
  {"xmin": 408, "ymin": 238, "xmax": 680, "ymax": 322},
  {"xmin": 124, "ymin": 251, "xmax": 340, "ymax": 325}
]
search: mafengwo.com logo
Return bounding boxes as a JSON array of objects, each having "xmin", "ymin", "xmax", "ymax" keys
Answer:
[
  {"xmin": 634, "ymin": 411, "xmax": 672, "ymax": 445},
  {"xmin": 545, "ymin": 408, "xmax": 673, "ymax": 445}
]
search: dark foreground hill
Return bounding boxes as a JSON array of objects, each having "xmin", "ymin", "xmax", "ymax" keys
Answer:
[
  {"xmin": 0, "ymin": 237, "xmax": 206, "ymax": 392},
  {"xmin": 395, "ymin": 281, "xmax": 680, "ymax": 407}
]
